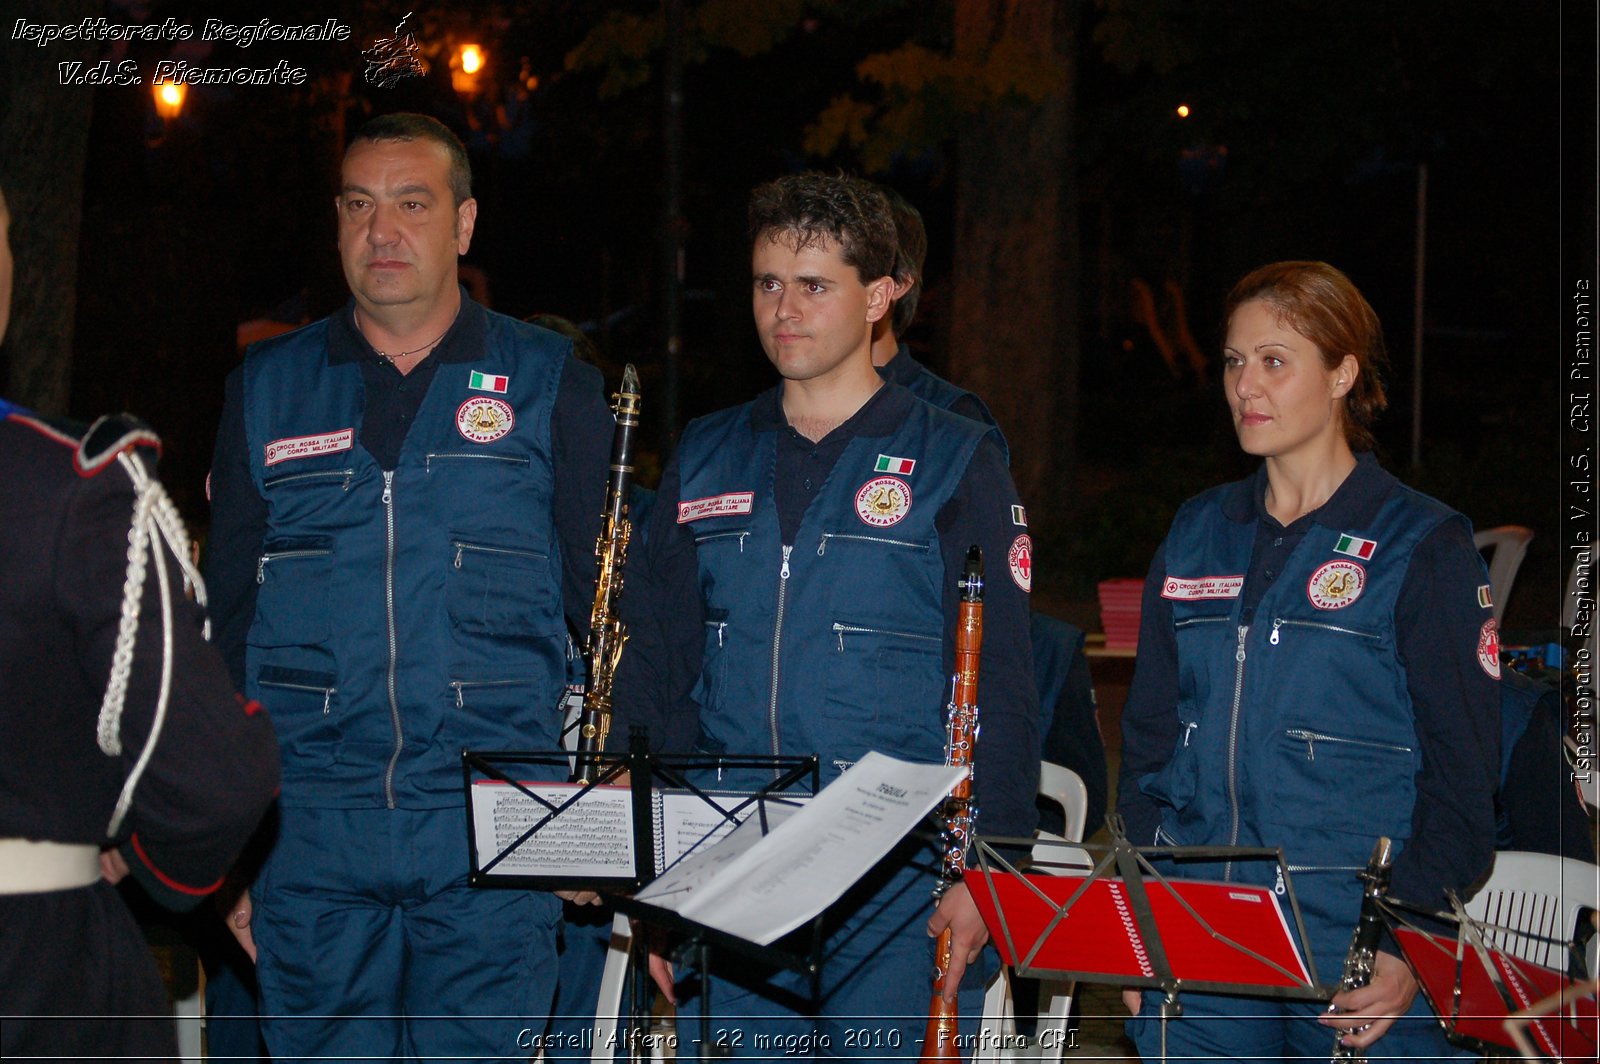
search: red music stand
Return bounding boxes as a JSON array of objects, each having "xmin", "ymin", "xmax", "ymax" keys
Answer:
[
  {"xmin": 969, "ymin": 817, "xmax": 1326, "ymax": 1061},
  {"xmin": 1385, "ymin": 895, "xmax": 1598, "ymax": 1059}
]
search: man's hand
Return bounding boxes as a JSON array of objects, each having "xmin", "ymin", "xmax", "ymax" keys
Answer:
[
  {"xmin": 555, "ymin": 890, "xmax": 603, "ymax": 906},
  {"xmin": 99, "ymin": 848, "xmax": 130, "ymax": 885},
  {"xmin": 1122, "ymin": 988, "xmax": 1143, "ymax": 1015},
  {"xmin": 222, "ymin": 889, "xmax": 259, "ymax": 963},
  {"xmin": 1320, "ymin": 949, "xmax": 1418, "ymax": 1050},
  {"xmin": 927, "ymin": 880, "xmax": 989, "ymax": 1003}
]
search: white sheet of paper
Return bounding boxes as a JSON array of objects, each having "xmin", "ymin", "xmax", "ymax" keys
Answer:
[
  {"xmin": 469, "ymin": 780, "xmax": 635, "ymax": 878},
  {"xmin": 634, "ymin": 752, "xmax": 965, "ymax": 945}
]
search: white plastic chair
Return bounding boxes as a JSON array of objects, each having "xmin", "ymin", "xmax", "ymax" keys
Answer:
[
  {"xmin": 1474, "ymin": 525, "xmax": 1534, "ymax": 624},
  {"xmin": 1464, "ymin": 850, "xmax": 1599, "ymax": 976},
  {"xmin": 976, "ymin": 762, "xmax": 1090, "ymax": 1063}
]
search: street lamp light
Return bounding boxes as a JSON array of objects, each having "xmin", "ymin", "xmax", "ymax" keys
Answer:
[
  {"xmin": 153, "ymin": 82, "xmax": 187, "ymax": 121},
  {"xmin": 451, "ymin": 43, "xmax": 484, "ymax": 96}
]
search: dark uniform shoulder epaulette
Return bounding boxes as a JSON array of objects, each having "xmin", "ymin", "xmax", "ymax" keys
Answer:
[
  {"xmin": 76, "ymin": 414, "xmax": 162, "ymax": 477},
  {"xmin": 1, "ymin": 400, "xmax": 163, "ymax": 477}
]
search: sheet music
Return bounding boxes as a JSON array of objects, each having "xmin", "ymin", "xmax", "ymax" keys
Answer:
[
  {"xmin": 635, "ymin": 752, "xmax": 965, "ymax": 945},
  {"xmin": 470, "ymin": 780, "xmax": 636, "ymax": 878}
]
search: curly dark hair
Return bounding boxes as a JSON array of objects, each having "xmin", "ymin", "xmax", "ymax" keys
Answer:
[{"xmin": 746, "ymin": 173, "xmax": 896, "ymax": 283}]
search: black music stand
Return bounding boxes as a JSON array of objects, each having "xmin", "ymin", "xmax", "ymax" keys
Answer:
[
  {"xmin": 462, "ymin": 744, "xmax": 822, "ymax": 1062},
  {"xmin": 969, "ymin": 817, "xmax": 1325, "ymax": 1061}
]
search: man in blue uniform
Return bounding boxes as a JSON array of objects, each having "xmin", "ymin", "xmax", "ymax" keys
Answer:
[
  {"xmin": 614, "ymin": 173, "xmax": 1039, "ymax": 1055},
  {"xmin": 0, "ymin": 184, "xmax": 280, "ymax": 1058},
  {"xmin": 206, "ymin": 114, "xmax": 611, "ymax": 1060}
]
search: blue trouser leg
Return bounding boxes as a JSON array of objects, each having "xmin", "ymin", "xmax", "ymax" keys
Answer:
[
  {"xmin": 678, "ymin": 843, "xmax": 997, "ymax": 1060},
  {"xmin": 1126, "ymin": 985, "xmax": 1473, "ymax": 1062},
  {"xmin": 253, "ymin": 807, "xmax": 559, "ymax": 1063}
]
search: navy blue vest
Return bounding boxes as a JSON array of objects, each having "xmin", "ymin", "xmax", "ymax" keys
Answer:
[
  {"xmin": 241, "ymin": 313, "xmax": 569, "ymax": 808},
  {"xmin": 1140, "ymin": 477, "xmax": 1465, "ymax": 960},
  {"xmin": 675, "ymin": 395, "xmax": 990, "ymax": 789},
  {"xmin": 881, "ymin": 346, "xmax": 1010, "ymax": 463}
]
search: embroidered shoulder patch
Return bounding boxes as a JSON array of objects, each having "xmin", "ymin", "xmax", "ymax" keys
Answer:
[
  {"xmin": 1478, "ymin": 618, "xmax": 1502, "ymax": 679},
  {"xmin": 677, "ymin": 491, "xmax": 754, "ymax": 523},
  {"xmin": 1008, "ymin": 535, "xmax": 1033, "ymax": 592},
  {"xmin": 1477, "ymin": 584, "xmax": 1493, "ymax": 610}
]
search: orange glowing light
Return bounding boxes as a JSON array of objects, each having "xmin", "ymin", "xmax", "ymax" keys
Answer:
[
  {"xmin": 1176, "ymin": 104, "xmax": 1191, "ymax": 118},
  {"xmin": 153, "ymin": 82, "xmax": 187, "ymax": 120},
  {"xmin": 459, "ymin": 45, "xmax": 483, "ymax": 74}
]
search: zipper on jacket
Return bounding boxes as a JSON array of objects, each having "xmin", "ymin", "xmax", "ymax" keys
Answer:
[
  {"xmin": 1224, "ymin": 624, "xmax": 1248, "ymax": 881},
  {"xmin": 424, "ymin": 452, "xmax": 530, "ymax": 471},
  {"xmin": 256, "ymin": 547, "xmax": 332, "ymax": 584},
  {"xmin": 1173, "ymin": 615, "xmax": 1230, "ymax": 630},
  {"xmin": 258, "ymin": 678, "xmax": 337, "ymax": 715},
  {"xmin": 449, "ymin": 678, "xmax": 528, "ymax": 709},
  {"xmin": 1268, "ymin": 617, "xmax": 1381, "ymax": 645},
  {"xmin": 695, "ymin": 530, "xmax": 750, "ymax": 551},
  {"xmin": 452, "ymin": 541, "xmax": 546, "ymax": 569},
  {"xmin": 816, "ymin": 532, "xmax": 927, "ymax": 556},
  {"xmin": 264, "ymin": 468, "xmax": 354, "ymax": 491},
  {"xmin": 1278, "ymin": 863, "xmax": 1364, "ymax": 895},
  {"xmin": 1182, "ymin": 721, "xmax": 1198, "ymax": 747},
  {"xmin": 381, "ymin": 471, "xmax": 402, "ymax": 809},
  {"xmin": 1283, "ymin": 728, "xmax": 1413, "ymax": 761},
  {"xmin": 831, "ymin": 622, "xmax": 940, "ymax": 652},
  {"xmin": 767, "ymin": 545, "xmax": 793, "ymax": 778},
  {"xmin": 706, "ymin": 619, "xmax": 727, "ymax": 648}
]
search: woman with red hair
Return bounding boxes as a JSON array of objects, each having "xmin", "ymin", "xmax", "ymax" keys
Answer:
[{"xmin": 1117, "ymin": 261, "xmax": 1497, "ymax": 1060}]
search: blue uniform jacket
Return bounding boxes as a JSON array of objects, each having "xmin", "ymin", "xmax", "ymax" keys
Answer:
[
  {"xmin": 239, "ymin": 314, "xmax": 570, "ymax": 808},
  {"xmin": 1131, "ymin": 464, "xmax": 1496, "ymax": 969}
]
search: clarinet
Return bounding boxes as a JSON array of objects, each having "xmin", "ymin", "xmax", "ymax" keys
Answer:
[
  {"xmin": 1331, "ymin": 836, "xmax": 1393, "ymax": 1062},
  {"xmin": 921, "ymin": 546, "xmax": 985, "ymax": 1062},
  {"xmin": 573, "ymin": 364, "xmax": 641, "ymax": 786}
]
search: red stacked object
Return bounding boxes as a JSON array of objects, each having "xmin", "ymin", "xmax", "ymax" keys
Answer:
[{"xmin": 1098, "ymin": 578, "xmax": 1144, "ymax": 651}]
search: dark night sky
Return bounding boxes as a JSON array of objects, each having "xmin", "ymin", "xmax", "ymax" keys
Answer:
[{"xmin": 2, "ymin": 0, "xmax": 1592, "ymax": 623}]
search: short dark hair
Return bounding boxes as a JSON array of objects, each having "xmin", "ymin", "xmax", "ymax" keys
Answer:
[
  {"xmin": 1224, "ymin": 260, "xmax": 1390, "ymax": 451},
  {"xmin": 348, "ymin": 112, "xmax": 472, "ymax": 207},
  {"xmin": 880, "ymin": 185, "xmax": 926, "ymax": 336},
  {"xmin": 746, "ymin": 173, "xmax": 896, "ymax": 284}
]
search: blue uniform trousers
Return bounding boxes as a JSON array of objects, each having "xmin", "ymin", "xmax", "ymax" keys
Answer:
[
  {"xmin": 252, "ymin": 806, "xmax": 559, "ymax": 1062},
  {"xmin": 1127, "ymin": 986, "xmax": 1472, "ymax": 1062},
  {"xmin": 681, "ymin": 839, "xmax": 997, "ymax": 1061}
]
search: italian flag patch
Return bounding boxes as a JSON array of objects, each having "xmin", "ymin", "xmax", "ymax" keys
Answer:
[
  {"xmin": 875, "ymin": 454, "xmax": 915, "ymax": 475},
  {"xmin": 1477, "ymin": 584, "xmax": 1493, "ymax": 609},
  {"xmin": 1333, "ymin": 533, "xmax": 1377, "ymax": 560},
  {"xmin": 469, "ymin": 370, "xmax": 509, "ymax": 394}
]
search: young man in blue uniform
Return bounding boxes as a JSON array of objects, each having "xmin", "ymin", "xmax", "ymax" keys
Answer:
[
  {"xmin": 206, "ymin": 114, "xmax": 611, "ymax": 1060},
  {"xmin": 613, "ymin": 173, "xmax": 1040, "ymax": 1055}
]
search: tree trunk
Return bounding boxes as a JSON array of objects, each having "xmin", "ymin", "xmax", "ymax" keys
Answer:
[
  {"xmin": 948, "ymin": 0, "xmax": 1080, "ymax": 536},
  {"xmin": 0, "ymin": 0, "xmax": 102, "ymax": 414}
]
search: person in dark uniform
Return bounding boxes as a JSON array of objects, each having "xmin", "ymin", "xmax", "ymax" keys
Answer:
[
  {"xmin": 871, "ymin": 185, "xmax": 1104, "ymax": 837},
  {"xmin": 613, "ymin": 172, "xmax": 1039, "ymax": 1055},
  {"xmin": 0, "ymin": 184, "xmax": 280, "ymax": 1059},
  {"xmin": 205, "ymin": 114, "xmax": 611, "ymax": 1059},
  {"xmin": 1117, "ymin": 261, "xmax": 1497, "ymax": 1061}
]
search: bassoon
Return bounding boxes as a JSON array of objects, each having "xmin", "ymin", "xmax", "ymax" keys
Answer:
[
  {"xmin": 921, "ymin": 546, "xmax": 985, "ymax": 1062},
  {"xmin": 573, "ymin": 364, "xmax": 641, "ymax": 785},
  {"xmin": 1330, "ymin": 836, "xmax": 1393, "ymax": 1062}
]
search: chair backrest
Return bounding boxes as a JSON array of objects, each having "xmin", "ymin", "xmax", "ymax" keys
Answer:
[
  {"xmin": 1037, "ymin": 761, "xmax": 1088, "ymax": 847},
  {"xmin": 1474, "ymin": 525, "xmax": 1534, "ymax": 624},
  {"xmin": 1464, "ymin": 850, "xmax": 1599, "ymax": 975}
]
